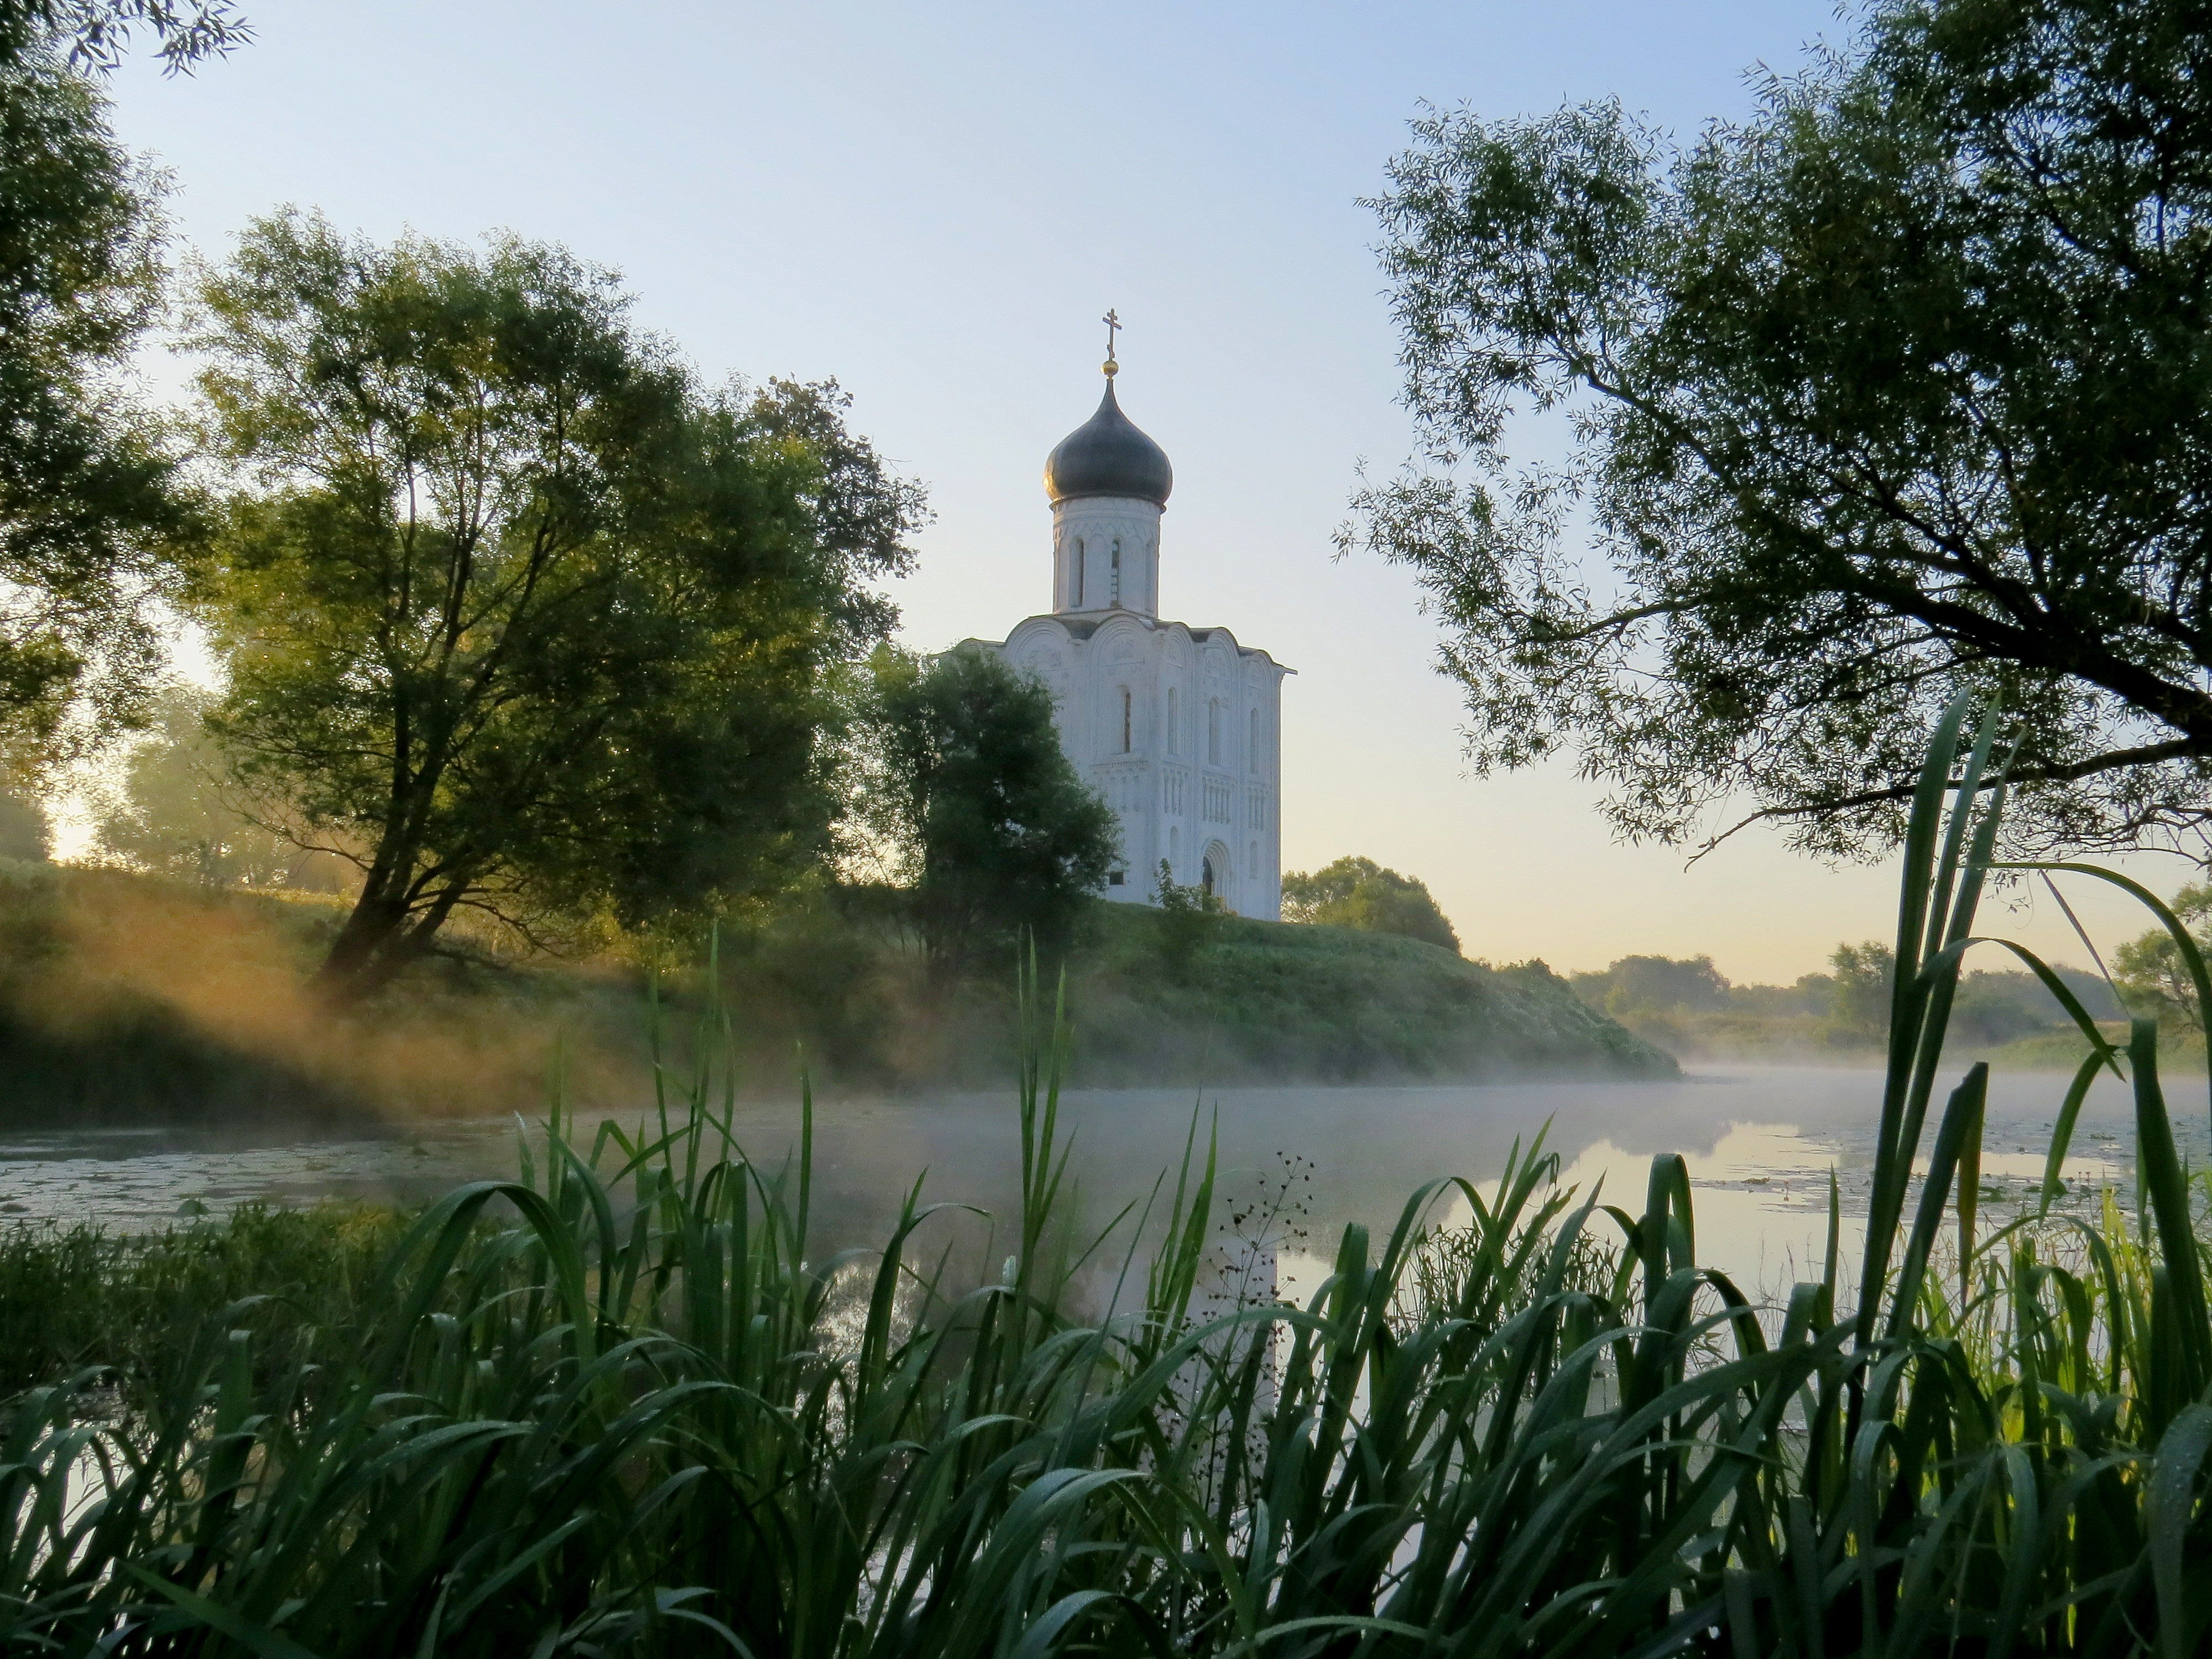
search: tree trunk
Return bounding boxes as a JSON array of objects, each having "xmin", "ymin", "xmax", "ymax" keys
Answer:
[{"xmin": 312, "ymin": 867, "xmax": 467, "ymax": 1003}]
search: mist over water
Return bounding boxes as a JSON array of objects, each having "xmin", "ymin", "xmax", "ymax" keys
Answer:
[{"xmin": 1, "ymin": 1066, "xmax": 2185, "ymax": 1300}]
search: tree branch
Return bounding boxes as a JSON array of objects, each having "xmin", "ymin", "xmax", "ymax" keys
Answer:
[{"xmin": 1687, "ymin": 735, "xmax": 2206, "ymax": 862}]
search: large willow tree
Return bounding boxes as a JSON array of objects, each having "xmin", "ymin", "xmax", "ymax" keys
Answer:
[
  {"xmin": 190, "ymin": 213, "xmax": 924, "ymax": 998},
  {"xmin": 1352, "ymin": 0, "xmax": 2212, "ymax": 859}
]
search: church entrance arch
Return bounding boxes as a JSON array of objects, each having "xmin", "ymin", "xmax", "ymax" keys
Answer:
[{"xmin": 1201, "ymin": 840, "xmax": 1232, "ymax": 906}]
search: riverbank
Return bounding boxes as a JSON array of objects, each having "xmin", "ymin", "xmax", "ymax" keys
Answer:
[{"xmin": 0, "ymin": 861, "xmax": 1670, "ymax": 1125}]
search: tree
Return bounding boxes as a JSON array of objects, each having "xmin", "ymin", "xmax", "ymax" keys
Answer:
[
  {"xmin": 1567, "ymin": 953, "xmax": 1730, "ymax": 1017},
  {"xmin": 1281, "ymin": 854, "xmax": 1460, "ymax": 953},
  {"xmin": 0, "ymin": 8, "xmax": 213, "ymax": 776},
  {"xmin": 93, "ymin": 684, "xmax": 341, "ymax": 888},
  {"xmin": 188, "ymin": 213, "xmax": 924, "ymax": 998},
  {"xmin": 0, "ymin": 784, "xmax": 49, "ymax": 861},
  {"xmin": 1151, "ymin": 858, "xmax": 1225, "ymax": 975},
  {"xmin": 1352, "ymin": 0, "xmax": 2212, "ymax": 860},
  {"xmin": 1828, "ymin": 941, "xmax": 1895, "ymax": 1042},
  {"xmin": 2112, "ymin": 883, "xmax": 2212, "ymax": 1032},
  {"xmin": 2, "ymin": 2, "xmax": 249, "ymax": 76},
  {"xmin": 853, "ymin": 645, "xmax": 1118, "ymax": 975}
]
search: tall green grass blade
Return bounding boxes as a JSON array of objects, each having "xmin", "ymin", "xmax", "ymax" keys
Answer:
[
  {"xmin": 2039, "ymin": 1048, "xmax": 2106, "ymax": 1220},
  {"xmin": 2005, "ymin": 860, "xmax": 2212, "ymax": 1138},
  {"xmin": 2131, "ymin": 1019, "xmax": 2212, "ymax": 1398},
  {"xmin": 1890, "ymin": 1063, "xmax": 1987, "ymax": 1340},
  {"xmin": 2148, "ymin": 1404, "xmax": 2212, "ymax": 1659},
  {"xmin": 1860, "ymin": 691, "xmax": 1973, "ymax": 1344}
]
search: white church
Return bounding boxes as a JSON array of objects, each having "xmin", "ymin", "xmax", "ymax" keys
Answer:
[{"xmin": 968, "ymin": 335, "xmax": 1291, "ymax": 919}]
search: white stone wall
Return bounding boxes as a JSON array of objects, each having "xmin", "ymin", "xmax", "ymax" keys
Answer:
[
  {"xmin": 993, "ymin": 611, "xmax": 1288, "ymax": 920},
  {"xmin": 1051, "ymin": 495, "xmax": 1163, "ymax": 617}
]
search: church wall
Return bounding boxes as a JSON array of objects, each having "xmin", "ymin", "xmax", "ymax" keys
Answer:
[
  {"xmin": 1051, "ymin": 496, "xmax": 1162, "ymax": 616},
  {"xmin": 994, "ymin": 611, "xmax": 1286, "ymax": 921}
]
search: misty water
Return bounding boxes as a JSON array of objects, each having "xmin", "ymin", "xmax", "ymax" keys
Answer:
[{"xmin": 2, "ymin": 1065, "xmax": 2198, "ymax": 1301}]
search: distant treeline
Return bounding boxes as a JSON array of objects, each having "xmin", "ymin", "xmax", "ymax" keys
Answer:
[{"xmin": 1566, "ymin": 944, "xmax": 2128, "ymax": 1061}]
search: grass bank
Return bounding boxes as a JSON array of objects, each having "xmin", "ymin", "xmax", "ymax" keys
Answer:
[
  {"xmin": 0, "ymin": 859, "xmax": 654, "ymax": 1125},
  {"xmin": 0, "ymin": 862, "xmax": 1669, "ymax": 1124},
  {"xmin": 722, "ymin": 897, "xmax": 1676, "ymax": 1086}
]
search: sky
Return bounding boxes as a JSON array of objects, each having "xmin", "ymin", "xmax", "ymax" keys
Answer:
[{"xmin": 93, "ymin": 0, "xmax": 2190, "ymax": 983}]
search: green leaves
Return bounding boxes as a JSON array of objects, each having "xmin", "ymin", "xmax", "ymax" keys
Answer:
[
  {"xmin": 1279, "ymin": 855, "xmax": 1460, "ymax": 954},
  {"xmin": 187, "ymin": 215, "xmax": 926, "ymax": 997},
  {"xmin": 1357, "ymin": 0, "xmax": 2212, "ymax": 860},
  {"xmin": 850, "ymin": 645, "xmax": 1119, "ymax": 976},
  {"xmin": 0, "ymin": 35, "xmax": 181, "ymax": 769}
]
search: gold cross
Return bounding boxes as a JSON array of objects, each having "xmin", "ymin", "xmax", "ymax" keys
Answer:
[{"xmin": 1102, "ymin": 308, "xmax": 1121, "ymax": 370}]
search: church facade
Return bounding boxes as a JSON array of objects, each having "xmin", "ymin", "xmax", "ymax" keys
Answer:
[{"xmin": 967, "ymin": 356, "xmax": 1291, "ymax": 919}]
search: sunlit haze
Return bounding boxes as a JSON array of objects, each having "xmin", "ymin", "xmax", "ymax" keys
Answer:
[{"xmin": 97, "ymin": 0, "xmax": 2183, "ymax": 982}]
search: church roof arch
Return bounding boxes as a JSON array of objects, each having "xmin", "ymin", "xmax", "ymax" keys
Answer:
[
  {"xmin": 1090, "ymin": 612, "xmax": 1154, "ymax": 656},
  {"xmin": 1201, "ymin": 630, "xmax": 1241, "ymax": 679},
  {"xmin": 997, "ymin": 617, "xmax": 1074, "ymax": 651}
]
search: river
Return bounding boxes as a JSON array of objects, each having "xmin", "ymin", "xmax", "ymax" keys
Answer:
[{"xmin": 0, "ymin": 1064, "xmax": 2193, "ymax": 1301}]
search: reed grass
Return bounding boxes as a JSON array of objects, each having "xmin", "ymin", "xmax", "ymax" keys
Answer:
[{"xmin": 3, "ymin": 696, "xmax": 2210, "ymax": 1655}]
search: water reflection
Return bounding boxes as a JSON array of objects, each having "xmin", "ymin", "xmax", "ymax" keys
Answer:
[{"xmin": 0, "ymin": 1065, "xmax": 2188, "ymax": 1300}]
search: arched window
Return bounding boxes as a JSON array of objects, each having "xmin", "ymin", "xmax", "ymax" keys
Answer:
[
  {"xmin": 1169, "ymin": 825, "xmax": 1179, "ymax": 873},
  {"xmin": 1120, "ymin": 686, "xmax": 1132, "ymax": 753},
  {"xmin": 1202, "ymin": 851, "xmax": 1219, "ymax": 898},
  {"xmin": 1110, "ymin": 538, "xmax": 1121, "ymax": 606},
  {"xmin": 1073, "ymin": 538, "xmax": 1086, "ymax": 607},
  {"xmin": 1207, "ymin": 700, "xmax": 1220, "ymax": 765},
  {"xmin": 1249, "ymin": 708, "xmax": 1259, "ymax": 772},
  {"xmin": 1166, "ymin": 687, "xmax": 1178, "ymax": 753}
]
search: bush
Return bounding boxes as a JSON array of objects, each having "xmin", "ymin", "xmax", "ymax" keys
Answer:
[{"xmin": 1280, "ymin": 854, "xmax": 1460, "ymax": 953}]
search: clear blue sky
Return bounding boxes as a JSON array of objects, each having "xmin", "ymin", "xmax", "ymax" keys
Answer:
[{"xmin": 100, "ymin": 0, "xmax": 2181, "ymax": 980}]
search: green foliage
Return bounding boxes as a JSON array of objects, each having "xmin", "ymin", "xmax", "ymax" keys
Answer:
[
  {"xmin": 1571, "ymin": 938, "xmax": 2126, "ymax": 1058},
  {"xmin": 93, "ymin": 683, "xmax": 344, "ymax": 889},
  {"xmin": 1, "ymin": 1, "xmax": 249, "ymax": 75},
  {"xmin": 851, "ymin": 645, "xmax": 1117, "ymax": 974},
  {"xmin": 1353, "ymin": 0, "xmax": 2212, "ymax": 859},
  {"xmin": 1825, "ymin": 937, "xmax": 1893, "ymax": 1040},
  {"xmin": 187, "ymin": 212, "xmax": 924, "ymax": 998},
  {"xmin": 1576, "ymin": 951, "xmax": 1732, "ymax": 1016},
  {"xmin": 1149, "ymin": 856, "xmax": 1225, "ymax": 974},
  {"xmin": 0, "ymin": 784, "xmax": 48, "ymax": 861},
  {"xmin": 2113, "ymin": 880, "xmax": 2212, "ymax": 1032},
  {"xmin": 0, "ymin": 19, "xmax": 181, "ymax": 769},
  {"xmin": 1079, "ymin": 907, "xmax": 1671, "ymax": 1082},
  {"xmin": 1280, "ymin": 853, "xmax": 1460, "ymax": 953},
  {"xmin": 644, "ymin": 891, "xmax": 1675, "ymax": 1087},
  {"xmin": 10, "ymin": 713, "xmax": 2212, "ymax": 1657},
  {"xmin": 0, "ymin": 1202, "xmax": 398, "ymax": 1396}
]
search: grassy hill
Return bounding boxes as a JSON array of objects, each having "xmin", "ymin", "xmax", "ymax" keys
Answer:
[
  {"xmin": 1055, "ymin": 906, "xmax": 1673, "ymax": 1084},
  {"xmin": 0, "ymin": 862, "xmax": 1671, "ymax": 1124}
]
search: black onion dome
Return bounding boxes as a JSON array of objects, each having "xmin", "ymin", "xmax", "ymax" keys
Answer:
[{"xmin": 1044, "ymin": 378, "xmax": 1173, "ymax": 507}]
